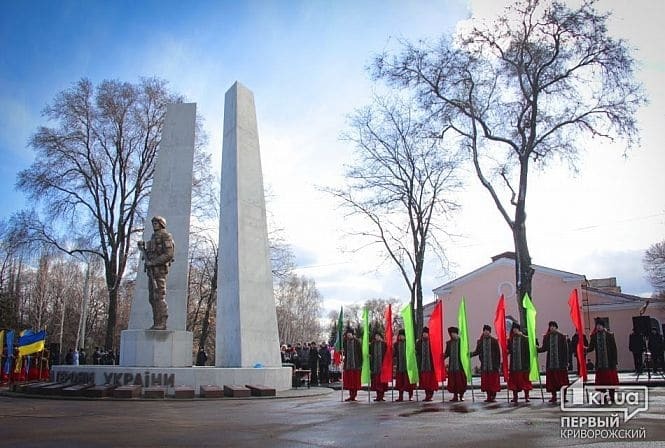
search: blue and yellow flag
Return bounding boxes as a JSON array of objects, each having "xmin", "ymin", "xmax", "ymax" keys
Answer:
[{"xmin": 18, "ymin": 330, "xmax": 47, "ymax": 356}]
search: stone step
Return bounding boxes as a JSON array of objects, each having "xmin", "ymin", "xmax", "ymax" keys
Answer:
[
  {"xmin": 245, "ymin": 384, "xmax": 276, "ymax": 397},
  {"xmin": 224, "ymin": 384, "xmax": 251, "ymax": 398},
  {"xmin": 82, "ymin": 384, "xmax": 117, "ymax": 398},
  {"xmin": 200, "ymin": 385, "xmax": 224, "ymax": 398},
  {"xmin": 143, "ymin": 387, "xmax": 166, "ymax": 399},
  {"xmin": 173, "ymin": 386, "xmax": 195, "ymax": 399},
  {"xmin": 61, "ymin": 383, "xmax": 95, "ymax": 397},
  {"xmin": 114, "ymin": 385, "xmax": 142, "ymax": 398}
]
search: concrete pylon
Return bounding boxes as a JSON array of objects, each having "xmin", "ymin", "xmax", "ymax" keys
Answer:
[
  {"xmin": 120, "ymin": 102, "xmax": 195, "ymax": 367},
  {"xmin": 216, "ymin": 82, "xmax": 282, "ymax": 368}
]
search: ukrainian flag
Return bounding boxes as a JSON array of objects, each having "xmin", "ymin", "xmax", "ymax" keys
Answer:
[{"xmin": 18, "ymin": 330, "xmax": 47, "ymax": 356}]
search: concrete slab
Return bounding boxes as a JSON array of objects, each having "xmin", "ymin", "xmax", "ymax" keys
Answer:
[
  {"xmin": 224, "ymin": 384, "xmax": 251, "ymax": 397},
  {"xmin": 114, "ymin": 385, "xmax": 142, "ymax": 398},
  {"xmin": 173, "ymin": 386, "xmax": 195, "ymax": 399},
  {"xmin": 200, "ymin": 385, "xmax": 223, "ymax": 398},
  {"xmin": 143, "ymin": 387, "xmax": 166, "ymax": 399}
]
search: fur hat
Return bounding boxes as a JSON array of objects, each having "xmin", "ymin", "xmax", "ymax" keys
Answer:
[
  {"xmin": 594, "ymin": 318, "xmax": 605, "ymax": 327},
  {"xmin": 548, "ymin": 321, "xmax": 558, "ymax": 329},
  {"xmin": 483, "ymin": 324, "xmax": 492, "ymax": 332},
  {"xmin": 422, "ymin": 326, "xmax": 429, "ymax": 334},
  {"xmin": 447, "ymin": 326, "xmax": 459, "ymax": 335},
  {"xmin": 398, "ymin": 329, "xmax": 405, "ymax": 336},
  {"xmin": 511, "ymin": 322, "xmax": 521, "ymax": 331}
]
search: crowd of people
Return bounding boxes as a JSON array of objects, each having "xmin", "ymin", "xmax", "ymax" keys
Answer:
[
  {"xmin": 629, "ymin": 327, "xmax": 665, "ymax": 374},
  {"xmin": 340, "ymin": 317, "xmax": 621, "ymax": 404},
  {"xmin": 280, "ymin": 341, "xmax": 335, "ymax": 385}
]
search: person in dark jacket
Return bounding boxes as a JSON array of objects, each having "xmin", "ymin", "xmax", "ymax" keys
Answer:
[
  {"xmin": 507, "ymin": 323, "xmax": 533, "ymax": 403},
  {"xmin": 647, "ymin": 328, "xmax": 664, "ymax": 373},
  {"xmin": 416, "ymin": 327, "xmax": 438, "ymax": 402},
  {"xmin": 308, "ymin": 341, "xmax": 320, "ymax": 386},
  {"xmin": 444, "ymin": 326, "xmax": 467, "ymax": 402},
  {"xmin": 196, "ymin": 347, "xmax": 208, "ymax": 366},
  {"xmin": 470, "ymin": 324, "xmax": 501, "ymax": 402},
  {"xmin": 343, "ymin": 328, "xmax": 362, "ymax": 401},
  {"xmin": 537, "ymin": 321, "xmax": 569, "ymax": 403},
  {"xmin": 629, "ymin": 329, "xmax": 645, "ymax": 373},
  {"xmin": 393, "ymin": 329, "xmax": 414, "ymax": 401},
  {"xmin": 587, "ymin": 318, "xmax": 619, "ymax": 403},
  {"xmin": 318, "ymin": 343, "xmax": 331, "ymax": 384}
]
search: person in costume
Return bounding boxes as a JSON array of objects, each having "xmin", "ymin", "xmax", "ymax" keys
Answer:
[
  {"xmin": 444, "ymin": 326, "xmax": 467, "ymax": 401},
  {"xmin": 342, "ymin": 327, "xmax": 362, "ymax": 402},
  {"xmin": 393, "ymin": 329, "xmax": 414, "ymax": 401},
  {"xmin": 470, "ymin": 324, "xmax": 501, "ymax": 402},
  {"xmin": 507, "ymin": 322, "xmax": 533, "ymax": 403},
  {"xmin": 586, "ymin": 317, "xmax": 619, "ymax": 403},
  {"xmin": 369, "ymin": 331, "xmax": 388, "ymax": 402},
  {"xmin": 537, "ymin": 321, "xmax": 570, "ymax": 403},
  {"xmin": 416, "ymin": 326, "xmax": 438, "ymax": 402}
]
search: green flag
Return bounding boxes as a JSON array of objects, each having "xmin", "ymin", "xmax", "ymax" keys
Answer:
[
  {"xmin": 522, "ymin": 293, "xmax": 540, "ymax": 381},
  {"xmin": 400, "ymin": 303, "xmax": 419, "ymax": 384},
  {"xmin": 335, "ymin": 306, "xmax": 344, "ymax": 351},
  {"xmin": 457, "ymin": 297, "xmax": 472, "ymax": 382},
  {"xmin": 361, "ymin": 307, "xmax": 371, "ymax": 384}
]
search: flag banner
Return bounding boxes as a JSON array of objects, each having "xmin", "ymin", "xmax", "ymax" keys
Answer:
[
  {"xmin": 4, "ymin": 330, "xmax": 15, "ymax": 374},
  {"xmin": 400, "ymin": 303, "xmax": 419, "ymax": 384},
  {"xmin": 18, "ymin": 330, "xmax": 47, "ymax": 356},
  {"xmin": 380, "ymin": 304, "xmax": 393, "ymax": 383},
  {"xmin": 428, "ymin": 300, "xmax": 445, "ymax": 382},
  {"xmin": 493, "ymin": 294, "xmax": 510, "ymax": 381},
  {"xmin": 361, "ymin": 307, "xmax": 371, "ymax": 385},
  {"xmin": 568, "ymin": 289, "xmax": 588, "ymax": 381},
  {"xmin": 335, "ymin": 307, "xmax": 344, "ymax": 352},
  {"xmin": 458, "ymin": 297, "xmax": 472, "ymax": 382},
  {"xmin": 522, "ymin": 293, "xmax": 540, "ymax": 381}
]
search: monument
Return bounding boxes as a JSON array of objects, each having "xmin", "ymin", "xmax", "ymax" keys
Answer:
[
  {"xmin": 216, "ymin": 81, "xmax": 283, "ymax": 369},
  {"xmin": 52, "ymin": 84, "xmax": 290, "ymax": 394},
  {"xmin": 120, "ymin": 102, "xmax": 196, "ymax": 367}
]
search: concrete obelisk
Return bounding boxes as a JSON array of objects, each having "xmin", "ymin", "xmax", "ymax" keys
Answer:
[
  {"xmin": 216, "ymin": 82, "xmax": 282, "ymax": 368},
  {"xmin": 120, "ymin": 102, "xmax": 195, "ymax": 367}
]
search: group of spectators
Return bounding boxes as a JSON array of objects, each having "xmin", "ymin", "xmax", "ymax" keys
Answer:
[
  {"xmin": 62, "ymin": 347, "xmax": 118, "ymax": 365},
  {"xmin": 280, "ymin": 341, "xmax": 334, "ymax": 385},
  {"xmin": 629, "ymin": 327, "xmax": 665, "ymax": 373}
]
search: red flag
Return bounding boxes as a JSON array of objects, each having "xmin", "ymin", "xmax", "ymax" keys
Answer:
[
  {"xmin": 568, "ymin": 289, "xmax": 588, "ymax": 381},
  {"xmin": 428, "ymin": 300, "xmax": 446, "ymax": 382},
  {"xmin": 380, "ymin": 304, "xmax": 393, "ymax": 383},
  {"xmin": 493, "ymin": 294, "xmax": 509, "ymax": 382}
]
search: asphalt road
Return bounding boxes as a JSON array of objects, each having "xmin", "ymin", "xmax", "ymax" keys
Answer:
[{"xmin": 1, "ymin": 387, "xmax": 664, "ymax": 447}]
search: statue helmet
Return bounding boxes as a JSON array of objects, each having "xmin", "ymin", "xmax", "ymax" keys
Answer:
[{"xmin": 151, "ymin": 216, "xmax": 167, "ymax": 228}]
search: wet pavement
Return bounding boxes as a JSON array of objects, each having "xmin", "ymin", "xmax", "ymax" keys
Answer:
[{"xmin": 2, "ymin": 385, "xmax": 664, "ymax": 447}]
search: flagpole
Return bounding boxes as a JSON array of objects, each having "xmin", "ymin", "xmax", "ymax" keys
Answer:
[
  {"xmin": 538, "ymin": 371, "xmax": 545, "ymax": 402},
  {"xmin": 470, "ymin": 373, "xmax": 475, "ymax": 402},
  {"xmin": 440, "ymin": 300, "xmax": 445, "ymax": 403}
]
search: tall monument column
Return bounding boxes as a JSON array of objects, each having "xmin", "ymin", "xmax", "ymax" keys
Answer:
[
  {"xmin": 120, "ymin": 102, "xmax": 196, "ymax": 367},
  {"xmin": 216, "ymin": 82, "xmax": 282, "ymax": 368}
]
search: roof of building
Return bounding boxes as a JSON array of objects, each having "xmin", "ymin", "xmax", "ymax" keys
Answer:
[{"xmin": 432, "ymin": 252, "xmax": 584, "ymax": 296}]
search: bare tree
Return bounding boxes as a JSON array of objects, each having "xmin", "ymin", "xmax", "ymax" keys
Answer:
[
  {"xmin": 275, "ymin": 273, "xmax": 323, "ymax": 344},
  {"xmin": 326, "ymin": 95, "xmax": 461, "ymax": 332},
  {"xmin": 372, "ymin": 0, "xmax": 646, "ymax": 324},
  {"xmin": 16, "ymin": 77, "xmax": 184, "ymax": 349},
  {"xmin": 644, "ymin": 240, "xmax": 665, "ymax": 297}
]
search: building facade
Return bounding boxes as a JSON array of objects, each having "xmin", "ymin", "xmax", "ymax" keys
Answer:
[{"xmin": 425, "ymin": 253, "xmax": 664, "ymax": 372}]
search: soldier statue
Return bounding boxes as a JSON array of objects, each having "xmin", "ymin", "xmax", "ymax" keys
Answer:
[{"xmin": 138, "ymin": 216, "xmax": 175, "ymax": 330}]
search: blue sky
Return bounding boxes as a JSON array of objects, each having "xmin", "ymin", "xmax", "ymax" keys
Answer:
[{"xmin": 1, "ymin": 1, "xmax": 664, "ymax": 312}]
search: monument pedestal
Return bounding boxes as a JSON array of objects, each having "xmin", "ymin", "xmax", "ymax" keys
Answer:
[{"xmin": 119, "ymin": 330, "xmax": 193, "ymax": 367}]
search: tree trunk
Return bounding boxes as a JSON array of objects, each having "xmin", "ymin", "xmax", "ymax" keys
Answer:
[
  {"xmin": 513, "ymin": 159, "xmax": 534, "ymax": 328},
  {"xmin": 105, "ymin": 286, "xmax": 118, "ymax": 350}
]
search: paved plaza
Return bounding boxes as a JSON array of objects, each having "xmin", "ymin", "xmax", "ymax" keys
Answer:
[{"xmin": 1, "ymin": 384, "xmax": 664, "ymax": 447}]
